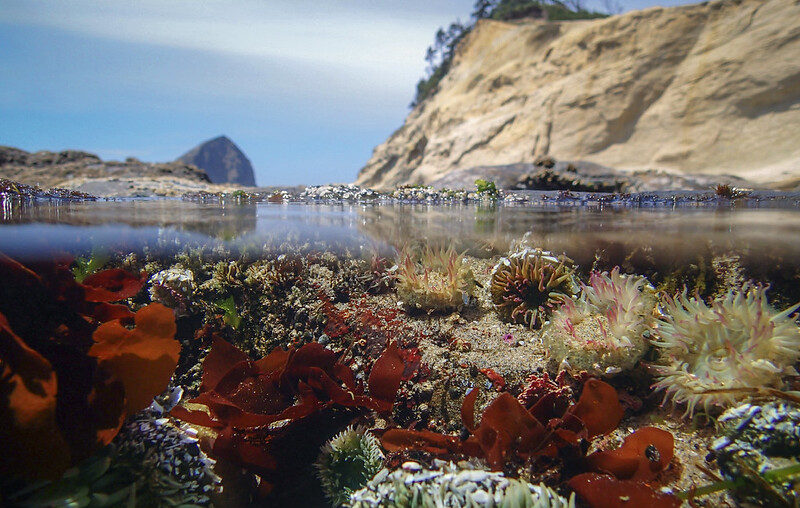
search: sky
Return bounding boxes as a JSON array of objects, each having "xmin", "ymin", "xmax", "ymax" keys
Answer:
[{"xmin": 1, "ymin": 0, "xmax": 696, "ymax": 186}]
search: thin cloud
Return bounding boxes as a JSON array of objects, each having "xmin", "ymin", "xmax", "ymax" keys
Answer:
[{"xmin": 1, "ymin": 0, "xmax": 450, "ymax": 85}]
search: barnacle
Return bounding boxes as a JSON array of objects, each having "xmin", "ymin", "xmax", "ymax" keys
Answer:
[
  {"xmin": 315, "ymin": 425, "xmax": 384, "ymax": 507},
  {"xmin": 149, "ymin": 266, "xmax": 195, "ymax": 314},
  {"xmin": 542, "ymin": 268, "xmax": 655, "ymax": 377},
  {"xmin": 6, "ymin": 403, "xmax": 220, "ymax": 507},
  {"xmin": 652, "ymin": 284, "xmax": 800, "ymax": 418},
  {"xmin": 348, "ymin": 460, "xmax": 575, "ymax": 508},
  {"xmin": 491, "ymin": 248, "xmax": 578, "ymax": 329},
  {"xmin": 395, "ymin": 246, "xmax": 476, "ymax": 312}
]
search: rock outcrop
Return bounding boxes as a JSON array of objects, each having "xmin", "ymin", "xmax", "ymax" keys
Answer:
[
  {"xmin": 357, "ymin": 0, "xmax": 800, "ymax": 190},
  {"xmin": 0, "ymin": 146, "xmax": 219, "ymax": 196},
  {"xmin": 176, "ymin": 136, "xmax": 256, "ymax": 186}
]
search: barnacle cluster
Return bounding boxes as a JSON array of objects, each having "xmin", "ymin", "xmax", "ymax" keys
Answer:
[
  {"xmin": 395, "ymin": 246, "xmax": 476, "ymax": 312},
  {"xmin": 542, "ymin": 268, "xmax": 655, "ymax": 377},
  {"xmin": 491, "ymin": 248, "xmax": 578, "ymax": 329},
  {"xmin": 652, "ymin": 284, "xmax": 800, "ymax": 417},
  {"xmin": 109, "ymin": 411, "xmax": 221, "ymax": 506},
  {"xmin": 348, "ymin": 460, "xmax": 575, "ymax": 508},
  {"xmin": 316, "ymin": 426, "xmax": 384, "ymax": 507},
  {"xmin": 714, "ymin": 402, "xmax": 800, "ymax": 506},
  {"xmin": 149, "ymin": 266, "xmax": 195, "ymax": 314},
  {"xmin": 6, "ymin": 394, "xmax": 220, "ymax": 507}
]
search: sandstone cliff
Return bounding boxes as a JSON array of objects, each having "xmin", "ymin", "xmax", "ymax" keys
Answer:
[{"xmin": 357, "ymin": 0, "xmax": 800, "ymax": 190}]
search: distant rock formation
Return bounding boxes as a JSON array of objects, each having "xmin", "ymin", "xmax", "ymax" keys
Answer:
[
  {"xmin": 0, "ymin": 145, "xmax": 211, "ymax": 192},
  {"xmin": 176, "ymin": 136, "xmax": 256, "ymax": 186},
  {"xmin": 357, "ymin": 0, "xmax": 800, "ymax": 190}
]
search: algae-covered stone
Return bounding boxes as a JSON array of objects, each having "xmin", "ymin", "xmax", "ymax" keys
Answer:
[{"xmin": 714, "ymin": 402, "xmax": 800, "ymax": 507}]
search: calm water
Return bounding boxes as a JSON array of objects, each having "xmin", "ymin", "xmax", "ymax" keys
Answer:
[{"xmin": 2, "ymin": 197, "xmax": 800, "ymax": 269}]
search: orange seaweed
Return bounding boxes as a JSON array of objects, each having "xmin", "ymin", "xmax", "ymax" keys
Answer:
[
  {"xmin": 568, "ymin": 473, "xmax": 682, "ymax": 508},
  {"xmin": 587, "ymin": 426, "xmax": 674, "ymax": 481},
  {"xmin": 89, "ymin": 303, "xmax": 180, "ymax": 414}
]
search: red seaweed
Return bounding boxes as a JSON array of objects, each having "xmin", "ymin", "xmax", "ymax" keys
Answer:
[
  {"xmin": 587, "ymin": 426, "xmax": 674, "ymax": 481},
  {"xmin": 171, "ymin": 335, "xmax": 405, "ymax": 485},
  {"xmin": 0, "ymin": 255, "xmax": 178, "ymax": 480},
  {"xmin": 379, "ymin": 378, "xmax": 624, "ymax": 470},
  {"xmin": 568, "ymin": 473, "xmax": 682, "ymax": 508}
]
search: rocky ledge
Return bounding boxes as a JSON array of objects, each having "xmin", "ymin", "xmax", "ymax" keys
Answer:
[{"xmin": 0, "ymin": 146, "xmax": 243, "ymax": 197}]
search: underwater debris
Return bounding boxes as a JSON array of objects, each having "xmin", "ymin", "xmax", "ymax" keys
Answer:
[
  {"xmin": 0, "ymin": 254, "xmax": 178, "ymax": 480},
  {"xmin": 348, "ymin": 460, "xmax": 575, "ymax": 508},
  {"xmin": 381, "ymin": 379, "xmax": 623, "ymax": 470},
  {"xmin": 149, "ymin": 265, "xmax": 195, "ymax": 315},
  {"xmin": 316, "ymin": 425, "xmax": 384, "ymax": 507},
  {"xmin": 170, "ymin": 336, "xmax": 405, "ymax": 492},
  {"xmin": 395, "ymin": 246, "xmax": 477, "ymax": 313},
  {"xmin": 713, "ymin": 401, "xmax": 800, "ymax": 506},
  {"xmin": 652, "ymin": 283, "xmax": 800, "ymax": 417},
  {"xmin": 542, "ymin": 268, "xmax": 655, "ymax": 377},
  {"xmin": 491, "ymin": 248, "xmax": 578, "ymax": 329}
]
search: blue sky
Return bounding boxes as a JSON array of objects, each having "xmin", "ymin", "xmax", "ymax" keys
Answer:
[{"xmin": 1, "ymin": 0, "xmax": 695, "ymax": 185}]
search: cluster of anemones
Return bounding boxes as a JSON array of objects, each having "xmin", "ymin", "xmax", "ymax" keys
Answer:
[
  {"xmin": 490, "ymin": 248, "xmax": 578, "ymax": 329},
  {"xmin": 395, "ymin": 246, "xmax": 476, "ymax": 312},
  {"xmin": 651, "ymin": 284, "xmax": 800, "ymax": 417},
  {"xmin": 542, "ymin": 268, "xmax": 655, "ymax": 377}
]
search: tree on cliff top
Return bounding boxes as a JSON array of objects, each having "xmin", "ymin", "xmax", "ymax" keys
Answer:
[{"xmin": 411, "ymin": 0, "xmax": 610, "ymax": 107}]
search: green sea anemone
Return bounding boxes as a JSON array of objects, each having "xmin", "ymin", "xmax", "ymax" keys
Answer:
[
  {"xmin": 491, "ymin": 248, "xmax": 578, "ymax": 329},
  {"xmin": 316, "ymin": 425, "xmax": 384, "ymax": 507},
  {"xmin": 652, "ymin": 284, "xmax": 800, "ymax": 418},
  {"xmin": 348, "ymin": 460, "xmax": 575, "ymax": 507},
  {"xmin": 542, "ymin": 267, "xmax": 655, "ymax": 377},
  {"xmin": 395, "ymin": 246, "xmax": 476, "ymax": 313}
]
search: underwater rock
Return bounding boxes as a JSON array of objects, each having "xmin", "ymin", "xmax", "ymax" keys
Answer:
[
  {"xmin": 491, "ymin": 248, "xmax": 578, "ymax": 329},
  {"xmin": 652, "ymin": 284, "xmax": 800, "ymax": 417},
  {"xmin": 542, "ymin": 268, "xmax": 655, "ymax": 377},
  {"xmin": 714, "ymin": 402, "xmax": 800, "ymax": 506},
  {"xmin": 348, "ymin": 460, "xmax": 575, "ymax": 508},
  {"xmin": 395, "ymin": 246, "xmax": 477, "ymax": 313},
  {"xmin": 316, "ymin": 425, "xmax": 384, "ymax": 507}
]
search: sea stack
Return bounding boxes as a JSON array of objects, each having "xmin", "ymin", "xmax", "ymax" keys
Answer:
[{"xmin": 177, "ymin": 135, "xmax": 256, "ymax": 186}]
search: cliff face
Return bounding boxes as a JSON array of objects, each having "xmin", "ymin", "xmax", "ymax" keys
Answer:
[
  {"xmin": 357, "ymin": 0, "xmax": 800, "ymax": 190},
  {"xmin": 177, "ymin": 136, "xmax": 256, "ymax": 186}
]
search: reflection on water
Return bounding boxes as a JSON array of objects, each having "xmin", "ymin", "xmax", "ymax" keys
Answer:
[{"xmin": 2, "ymin": 199, "xmax": 800, "ymax": 277}]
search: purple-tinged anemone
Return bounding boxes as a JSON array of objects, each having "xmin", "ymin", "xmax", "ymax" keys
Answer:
[
  {"xmin": 542, "ymin": 267, "xmax": 655, "ymax": 377},
  {"xmin": 490, "ymin": 248, "xmax": 578, "ymax": 329},
  {"xmin": 652, "ymin": 283, "xmax": 800, "ymax": 418}
]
